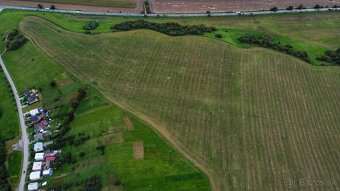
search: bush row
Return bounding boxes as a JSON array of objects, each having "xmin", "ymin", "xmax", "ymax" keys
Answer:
[
  {"xmin": 239, "ymin": 33, "xmax": 310, "ymax": 63},
  {"xmin": 4, "ymin": 29, "xmax": 28, "ymax": 51},
  {"xmin": 112, "ymin": 20, "xmax": 217, "ymax": 36},
  {"xmin": 83, "ymin": 21, "xmax": 99, "ymax": 31},
  {"xmin": 0, "ymin": 140, "xmax": 11, "ymax": 191},
  {"xmin": 317, "ymin": 48, "xmax": 340, "ymax": 65}
]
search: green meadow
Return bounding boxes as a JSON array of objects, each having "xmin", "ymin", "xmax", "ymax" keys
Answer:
[{"xmin": 0, "ymin": 9, "xmax": 339, "ymax": 191}]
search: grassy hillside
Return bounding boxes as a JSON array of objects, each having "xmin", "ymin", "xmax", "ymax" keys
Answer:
[
  {"xmin": 18, "ymin": 15, "xmax": 340, "ymax": 191},
  {"xmin": 0, "ymin": 16, "xmax": 210, "ymax": 191},
  {"xmin": 21, "ymin": 0, "xmax": 136, "ymax": 8}
]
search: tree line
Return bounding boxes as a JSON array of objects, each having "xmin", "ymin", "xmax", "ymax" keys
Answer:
[
  {"xmin": 317, "ymin": 48, "xmax": 340, "ymax": 65},
  {"xmin": 3, "ymin": 29, "xmax": 28, "ymax": 52},
  {"xmin": 0, "ymin": 140, "xmax": 11, "ymax": 191},
  {"xmin": 112, "ymin": 20, "xmax": 217, "ymax": 36},
  {"xmin": 239, "ymin": 33, "xmax": 310, "ymax": 63}
]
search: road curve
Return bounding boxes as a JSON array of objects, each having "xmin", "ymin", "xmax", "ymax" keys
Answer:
[
  {"xmin": 0, "ymin": 53, "xmax": 29, "ymax": 191},
  {"xmin": 0, "ymin": 4, "xmax": 339, "ymax": 17}
]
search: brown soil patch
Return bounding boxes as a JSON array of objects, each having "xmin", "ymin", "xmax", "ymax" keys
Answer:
[
  {"xmin": 133, "ymin": 141, "xmax": 144, "ymax": 160},
  {"xmin": 0, "ymin": 0, "xmax": 144, "ymax": 13},
  {"xmin": 150, "ymin": 0, "xmax": 340, "ymax": 13},
  {"xmin": 124, "ymin": 115, "xmax": 134, "ymax": 131}
]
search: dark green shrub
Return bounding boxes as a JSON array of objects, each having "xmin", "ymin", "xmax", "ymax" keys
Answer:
[{"xmin": 112, "ymin": 20, "xmax": 217, "ymax": 36}]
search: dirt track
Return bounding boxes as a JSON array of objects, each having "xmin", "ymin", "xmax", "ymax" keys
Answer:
[
  {"xmin": 0, "ymin": 0, "xmax": 144, "ymax": 13},
  {"xmin": 150, "ymin": 0, "xmax": 340, "ymax": 13}
]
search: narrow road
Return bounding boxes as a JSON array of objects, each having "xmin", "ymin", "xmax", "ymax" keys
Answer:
[
  {"xmin": 0, "ymin": 4, "xmax": 339, "ymax": 17},
  {"xmin": 0, "ymin": 51, "xmax": 29, "ymax": 191}
]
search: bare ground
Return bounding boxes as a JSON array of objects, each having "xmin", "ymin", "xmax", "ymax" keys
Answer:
[
  {"xmin": 124, "ymin": 115, "xmax": 134, "ymax": 131},
  {"xmin": 0, "ymin": 0, "xmax": 144, "ymax": 13},
  {"xmin": 150, "ymin": 0, "xmax": 340, "ymax": 13},
  {"xmin": 133, "ymin": 141, "xmax": 144, "ymax": 160}
]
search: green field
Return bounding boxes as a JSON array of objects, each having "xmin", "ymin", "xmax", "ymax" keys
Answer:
[
  {"xmin": 22, "ymin": 0, "xmax": 136, "ymax": 8},
  {"xmin": 1, "ymin": 10, "xmax": 340, "ymax": 191},
  {"xmin": 0, "ymin": 11, "xmax": 210, "ymax": 190}
]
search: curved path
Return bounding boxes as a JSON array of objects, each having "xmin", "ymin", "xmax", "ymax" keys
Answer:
[{"xmin": 0, "ymin": 52, "xmax": 29, "ymax": 191}]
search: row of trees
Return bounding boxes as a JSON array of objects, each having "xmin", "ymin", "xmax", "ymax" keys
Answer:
[
  {"xmin": 143, "ymin": 0, "xmax": 151, "ymax": 14},
  {"xmin": 4, "ymin": 29, "xmax": 28, "ymax": 51},
  {"xmin": 37, "ymin": 4, "xmax": 56, "ymax": 10},
  {"xmin": 112, "ymin": 20, "xmax": 217, "ymax": 36},
  {"xmin": 317, "ymin": 48, "xmax": 340, "ymax": 65},
  {"xmin": 271, "ymin": 4, "xmax": 339, "ymax": 12},
  {"xmin": 0, "ymin": 140, "xmax": 11, "ymax": 191},
  {"xmin": 239, "ymin": 33, "xmax": 310, "ymax": 63}
]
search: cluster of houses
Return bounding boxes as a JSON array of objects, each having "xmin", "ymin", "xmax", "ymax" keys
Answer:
[
  {"xmin": 23, "ymin": 98, "xmax": 61, "ymax": 190},
  {"xmin": 20, "ymin": 88, "xmax": 41, "ymax": 107}
]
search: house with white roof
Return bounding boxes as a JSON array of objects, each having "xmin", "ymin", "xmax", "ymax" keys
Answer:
[
  {"xmin": 29, "ymin": 171, "xmax": 41, "ymax": 181},
  {"xmin": 34, "ymin": 142, "xmax": 44, "ymax": 152},
  {"xmin": 34, "ymin": 152, "xmax": 44, "ymax": 161},
  {"xmin": 27, "ymin": 182, "xmax": 39, "ymax": 191},
  {"xmin": 32, "ymin": 162, "xmax": 42, "ymax": 171}
]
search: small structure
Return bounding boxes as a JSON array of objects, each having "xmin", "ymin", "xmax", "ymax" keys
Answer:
[
  {"xmin": 29, "ymin": 171, "xmax": 41, "ymax": 181},
  {"xmin": 34, "ymin": 152, "xmax": 44, "ymax": 161},
  {"xmin": 27, "ymin": 95, "xmax": 39, "ymax": 105},
  {"xmin": 32, "ymin": 162, "xmax": 42, "ymax": 171},
  {"xmin": 42, "ymin": 168, "xmax": 53, "ymax": 176},
  {"xmin": 34, "ymin": 133, "xmax": 44, "ymax": 142},
  {"xmin": 27, "ymin": 182, "xmax": 39, "ymax": 191},
  {"xmin": 34, "ymin": 142, "xmax": 44, "ymax": 152},
  {"xmin": 45, "ymin": 150, "xmax": 61, "ymax": 157},
  {"xmin": 43, "ymin": 141, "xmax": 54, "ymax": 147},
  {"xmin": 30, "ymin": 113, "xmax": 46, "ymax": 124},
  {"xmin": 34, "ymin": 120, "xmax": 49, "ymax": 132},
  {"xmin": 29, "ymin": 107, "xmax": 44, "ymax": 116}
]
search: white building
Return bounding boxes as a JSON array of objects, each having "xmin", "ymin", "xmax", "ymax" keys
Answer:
[
  {"xmin": 28, "ymin": 182, "xmax": 39, "ymax": 191},
  {"xmin": 43, "ymin": 168, "xmax": 53, "ymax": 176},
  {"xmin": 34, "ymin": 142, "xmax": 43, "ymax": 152},
  {"xmin": 32, "ymin": 162, "xmax": 42, "ymax": 171},
  {"xmin": 29, "ymin": 107, "xmax": 43, "ymax": 116},
  {"xmin": 29, "ymin": 171, "xmax": 41, "ymax": 181},
  {"xmin": 34, "ymin": 152, "xmax": 44, "ymax": 161}
]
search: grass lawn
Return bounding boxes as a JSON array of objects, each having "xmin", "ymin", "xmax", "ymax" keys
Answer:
[
  {"xmin": 0, "ymin": 10, "xmax": 339, "ymax": 191},
  {"xmin": 7, "ymin": 151, "xmax": 22, "ymax": 186},
  {"xmin": 20, "ymin": 0, "xmax": 136, "ymax": 8}
]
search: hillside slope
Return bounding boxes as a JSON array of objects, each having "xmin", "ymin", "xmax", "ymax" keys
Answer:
[{"xmin": 20, "ymin": 16, "xmax": 340, "ymax": 191}]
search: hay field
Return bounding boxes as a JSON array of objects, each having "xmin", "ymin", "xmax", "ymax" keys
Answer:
[{"xmin": 20, "ymin": 16, "xmax": 340, "ymax": 191}]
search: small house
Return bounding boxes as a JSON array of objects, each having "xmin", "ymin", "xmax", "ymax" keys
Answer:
[
  {"xmin": 32, "ymin": 162, "xmax": 42, "ymax": 171},
  {"xmin": 27, "ymin": 182, "xmax": 39, "ymax": 191},
  {"xmin": 34, "ymin": 133, "xmax": 44, "ymax": 142},
  {"xmin": 34, "ymin": 152, "xmax": 44, "ymax": 161},
  {"xmin": 27, "ymin": 95, "xmax": 39, "ymax": 105},
  {"xmin": 34, "ymin": 142, "xmax": 44, "ymax": 152},
  {"xmin": 29, "ymin": 171, "xmax": 41, "ymax": 181}
]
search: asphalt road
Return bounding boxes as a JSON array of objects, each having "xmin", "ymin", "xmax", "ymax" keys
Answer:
[
  {"xmin": 0, "ymin": 52, "xmax": 29, "ymax": 191},
  {"xmin": 0, "ymin": 4, "xmax": 339, "ymax": 17}
]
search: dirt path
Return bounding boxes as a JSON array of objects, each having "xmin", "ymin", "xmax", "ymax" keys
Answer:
[{"xmin": 0, "ymin": 0, "xmax": 144, "ymax": 13}]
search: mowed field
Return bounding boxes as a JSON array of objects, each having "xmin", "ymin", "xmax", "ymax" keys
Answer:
[
  {"xmin": 150, "ymin": 0, "xmax": 340, "ymax": 13},
  {"xmin": 18, "ymin": 14, "xmax": 340, "ymax": 191},
  {"xmin": 0, "ymin": 11, "xmax": 211, "ymax": 190}
]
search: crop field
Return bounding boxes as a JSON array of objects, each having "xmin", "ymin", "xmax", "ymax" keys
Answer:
[
  {"xmin": 0, "ymin": 12, "xmax": 209, "ymax": 190},
  {"xmin": 14, "ymin": 12, "xmax": 340, "ymax": 191},
  {"xmin": 18, "ymin": 0, "xmax": 136, "ymax": 8},
  {"xmin": 150, "ymin": 0, "xmax": 340, "ymax": 13}
]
